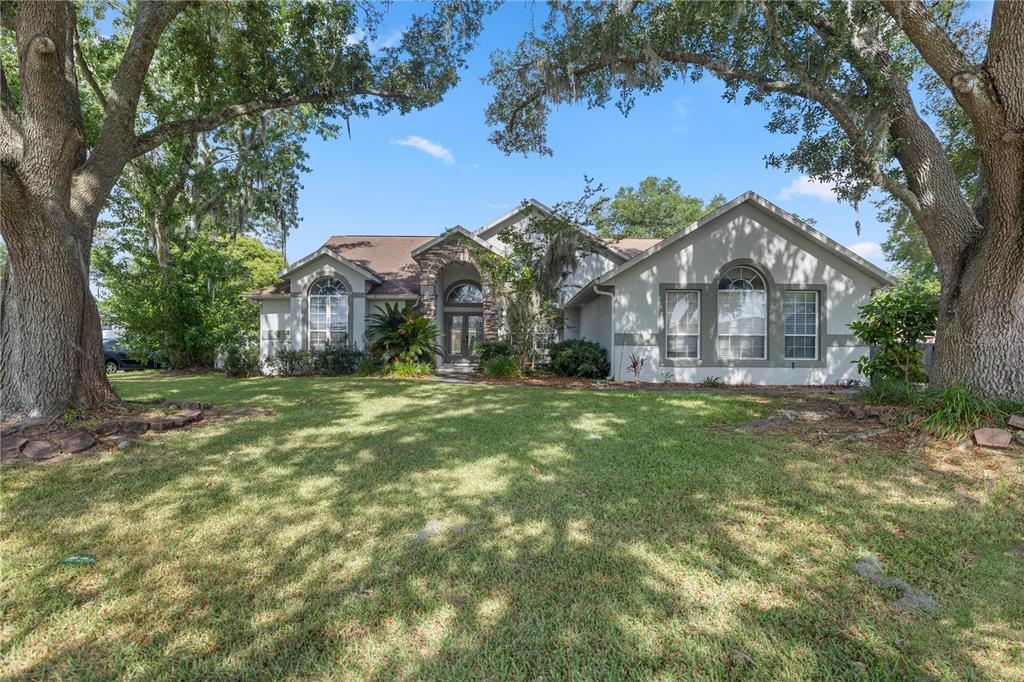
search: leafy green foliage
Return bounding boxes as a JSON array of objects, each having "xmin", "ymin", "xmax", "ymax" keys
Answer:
[
  {"xmin": 921, "ymin": 384, "xmax": 1002, "ymax": 441},
  {"xmin": 850, "ymin": 278, "xmax": 940, "ymax": 383},
  {"xmin": 476, "ymin": 339, "xmax": 515, "ymax": 364},
  {"xmin": 856, "ymin": 378, "xmax": 922, "ymax": 406},
  {"xmin": 701, "ymin": 376, "xmax": 724, "ymax": 388},
  {"xmin": 267, "ymin": 342, "xmax": 369, "ymax": 377},
  {"xmin": 94, "ymin": 235, "xmax": 285, "ymax": 368},
  {"xmin": 590, "ymin": 176, "xmax": 725, "ymax": 239},
  {"xmin": 483, "ymin": 356, "xmax": 523, "ymax": 379},
  {"xmin": 470, "ymin": 181, "xmax": 606, "ymax": 369},
  {"xmin": 223, "ymin": 343, "xmax": 261, "ymax": 378},
  {"xmin": 549, "ymin": 340, "xmax": 610, "ymax": 379},
  {"xmin": 365, "ymin": 303, "xmax": 440, "ymax": 365}
]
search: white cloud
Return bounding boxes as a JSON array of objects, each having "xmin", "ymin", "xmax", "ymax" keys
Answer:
[
  {"xmin": 848, "ymin": 241, "xmax": 884, "ymax": 261},
  {"xmin": 778, "ymin": 175, "xmax": 837, "ymax": 202},
  {"xmin": 394, "ymin": 136, "xmax": 454, "ymax": 165}
]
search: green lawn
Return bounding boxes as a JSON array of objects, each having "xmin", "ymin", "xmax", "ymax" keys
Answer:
[{"xmin": 2, "ymin": 374, "xmax": 1022, "ymax": 679}]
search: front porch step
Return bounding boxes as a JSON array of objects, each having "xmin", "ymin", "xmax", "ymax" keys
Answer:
[{"xmin": 437, "ymin": 362, "xmax": 478, "ymax": 375}]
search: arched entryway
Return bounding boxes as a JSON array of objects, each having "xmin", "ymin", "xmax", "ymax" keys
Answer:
[
  {"xmin": 411, "ymin": 232, "xmax": 499, "ymax": 366},
  {"xmin": 441, "ymin": 278, "xmax": 484, "ymax": 362}
]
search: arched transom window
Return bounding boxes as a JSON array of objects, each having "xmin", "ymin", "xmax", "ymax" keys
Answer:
[
  {"xmin": 445, "ymin": 282, "xmax": 483, "ymax": 305},
  {"xmin": 308, "ymin": 276, "xmax": 348, "ymax": 347},
  {"xmin": 717, "ymin": 266, "xmax": 767, "ymax": 359}
]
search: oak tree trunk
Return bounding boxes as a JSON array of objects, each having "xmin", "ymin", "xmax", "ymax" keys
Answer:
[
  {"xmin": 1, "ymin": 208, "xmax": 115, "ymax": 418},
  {"xmin": 929, "ymin": 142, "xmax": 1024, "ymax": 397}
]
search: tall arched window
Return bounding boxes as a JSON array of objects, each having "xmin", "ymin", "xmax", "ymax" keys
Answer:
[
  {"xmin": 717, "ymin": 266, "xmax": 767, "ymax": 359},
  {"xmin": 308, "ymin": 276, "xmax": 349, "ymax": 347}
]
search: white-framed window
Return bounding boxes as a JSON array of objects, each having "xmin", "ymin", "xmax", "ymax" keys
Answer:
[
  {"xmin": 308, "ymin": 276, "xmax": 349, "ymax": 347},
  {"xmin": 665, "ymin": 290, "xmax": 700, "ymax": 359},
  {"xmin": 784, "ymin": 290, "xmax": 818, "ymax": 360},
  {"xmin": 717, "ymin": 266, "xmax": 767, "ymax": 360}
]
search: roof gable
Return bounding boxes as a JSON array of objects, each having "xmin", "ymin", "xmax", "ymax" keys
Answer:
[
  {"xmin": 410, "ymin": 225, "xmax": 499, "ymax": 257},
  {"xmin": 594, "ymin": 191, "xmax": 895, "ymax": 286},
  {"xmin": 278, "ymin": 245, "xmax": 383, "ymax": 283}
]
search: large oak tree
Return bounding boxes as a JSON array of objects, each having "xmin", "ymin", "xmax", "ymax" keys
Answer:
[
  {"xmin": 0, "ymin": 0, "xmax": 490, "ymax": 417},
  {"xmin": 486, "ymin": 0, "xmax": 1023, "ymax": 397}
]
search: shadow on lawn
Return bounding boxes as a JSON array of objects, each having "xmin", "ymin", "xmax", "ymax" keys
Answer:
[{"xmin": 3, "ymin": 377, "xmax": 1015, "ymax": 679}]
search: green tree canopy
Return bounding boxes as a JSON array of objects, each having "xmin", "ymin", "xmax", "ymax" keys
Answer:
[{"xmin": 589, "ymin": 176, "xmax": 725, "ymax": 239}]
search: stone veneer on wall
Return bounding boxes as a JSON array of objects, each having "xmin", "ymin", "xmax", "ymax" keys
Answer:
[{"xmin": 411, "ymin": 236, "xmax": 499, "ymax": 341}]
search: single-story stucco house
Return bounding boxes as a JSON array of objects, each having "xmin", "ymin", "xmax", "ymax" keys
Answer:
[{"xmin": 243, "ymin": 191, "xmax": 894, "ymax": 384}]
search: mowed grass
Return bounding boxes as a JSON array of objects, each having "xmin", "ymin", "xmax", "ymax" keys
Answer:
[{"xmin": 2, "ymin": 374, "xmax": 1022, "ymax": 680}]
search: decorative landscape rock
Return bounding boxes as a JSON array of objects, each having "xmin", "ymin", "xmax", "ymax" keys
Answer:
[
  {"xmin": 1007, "ymin": 414, "xmax": 1024, "ymax": 430},
  {"xmin": 23, "ymin": 440, "xmax": 59, "ymax": 460},
  {"xmin": 92, "ymin": 420, "xmax": 120, "ymax": 436},
  {"xmin": 1, "ymin": 436, "xmax": 28, "ymax": 455},
  {"xmin": 148, "ymin": 419, "xmax": 176, "ymax": 432},
  {"xmin": 973, "ymin": 428, "xmax": 1012, "ymax": 448},
  {"xmin": 121, "ymin": 419, "xmax": 150, "ymax": 435},
  {"xmin": 170, "ymin": 408, "xmax": 203, "ymax": 427},
  {"xmin": 852, "ymin": 553, "xmax": 937, "ymax": 615},
  {"xmin": 60, "ymin": 428, "xmax": 96, "ymax": 453}
]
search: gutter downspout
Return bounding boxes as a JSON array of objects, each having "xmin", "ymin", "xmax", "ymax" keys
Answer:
[{"xmin": 592, "ymin": 284, "xmax": 615, "ymax": 380}]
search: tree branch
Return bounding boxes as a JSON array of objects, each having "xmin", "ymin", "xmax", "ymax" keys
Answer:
[
  {"xmin": 130, "ymin": 89, "xmax": 409, "ymax": 158},
  {"xmin": 881, "ymin": 0, "xmax": 1001, "ymax": 126},
  {"xmin": 74, "ymin": 35, "xmax": 107, "ymax": 109}
]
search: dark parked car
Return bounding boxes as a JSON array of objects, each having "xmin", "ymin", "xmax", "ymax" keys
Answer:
[{"xmin": 102, "ymin": 339, "xmax": 161, "ymax": 373}]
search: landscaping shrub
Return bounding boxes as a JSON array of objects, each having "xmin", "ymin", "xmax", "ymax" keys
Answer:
[
  {"xmin": 476, "ymin": 339, "xmax": 515, "ymax": 364},
  {"xmin": 223, "ymin": 342, "xmax": 261, "ymax": 378},
  {"xmin": 268, "ymin": 345, "xmax": 317, "ymax": 376},
  {"xmin": 355, "ymin": 357, "xmax": 381, "ymax": 376},
  {"xmin": 366, "ymin": 302, "xmax": 440, "ymax": 364},
  {"xmin": 850, "ymin": 277, "xmax": 939, "ymax": 383},
  {"xmin": 549, "ymin": 340, "xmax": 610, "ymax": 378},
  {"xmin": 318, "ymin": 342, "xmax": 369, "ymax": 375},
  {"xmin": 483, "ymin": 356, "xmax": 522, "ymax": 379},
  {"xmin": 380, "ymin": 361, "xmax": 434, "ymax": 378},
  {"xmin": 701, "ymin": 376, "xmax": 723, "ymax": 388},
  {"xmin": 921, "ymin": 384, "xmax": 1002, "ymax": 441}
]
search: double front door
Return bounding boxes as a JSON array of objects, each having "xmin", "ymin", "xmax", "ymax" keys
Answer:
[{"xmin": 445, "ymin": 313, "xmax": 483, "ymax": 362}]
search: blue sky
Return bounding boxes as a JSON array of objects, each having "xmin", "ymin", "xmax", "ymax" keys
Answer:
[{"xmin": 295, "ymin": 0, "xmax": 951, "ymax": 268}]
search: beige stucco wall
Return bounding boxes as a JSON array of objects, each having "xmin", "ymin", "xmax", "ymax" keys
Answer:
[
  {"xmin": 257, "ymin": 253, "xmax": 375, "ymax": 367},
  {"xmin": 577, "ymin": 202, "xmax": 886, "ymax": 384}
]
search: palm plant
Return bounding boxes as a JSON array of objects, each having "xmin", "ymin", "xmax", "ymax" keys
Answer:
[{"xmin": 365, "ymin": 302, "xmax": 440, "ymax": 364}]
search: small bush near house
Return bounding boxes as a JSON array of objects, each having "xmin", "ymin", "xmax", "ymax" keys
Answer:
[
  {"xmin": 268, "ymin": 343, "xmax": 367, "ymax": 377},
  {"xmin": 223, "ymin": 342, "xmax": 261, "ymax": 378},
  {"xmin": 850, "ymin": 277, "xmax": 939, "ymax": 383},
  {"xmin": 355, "ymin": 357, "xmax": 382, "ymax": 377},
  {"xmin": 701, "ymin": 376, "xmax": 723, "ymax": 388},
  {"xmin": 269, "ymin": 345, "xmax": 318, "ymax": 376},
  {"xmin": 380, "ymin": 361, "xmax": 434, "ymax": 378},
  {"xmin": 549, "ymin": 340, "xmax": 610, "ymax": 379},
  {"xmin": 483, "ymin": 356, "xmax": 522, "ymax": 379},
  {"xmin": 318, "ymin": 342, "xmax": 370, "ymax": 375},
  {"xmin": 366, "ymin": 302, "xmax": 440, "ymax": 365},
  {"xmin": 476, "ymin": 339, "xmax": 515, "ymax": 364}
]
